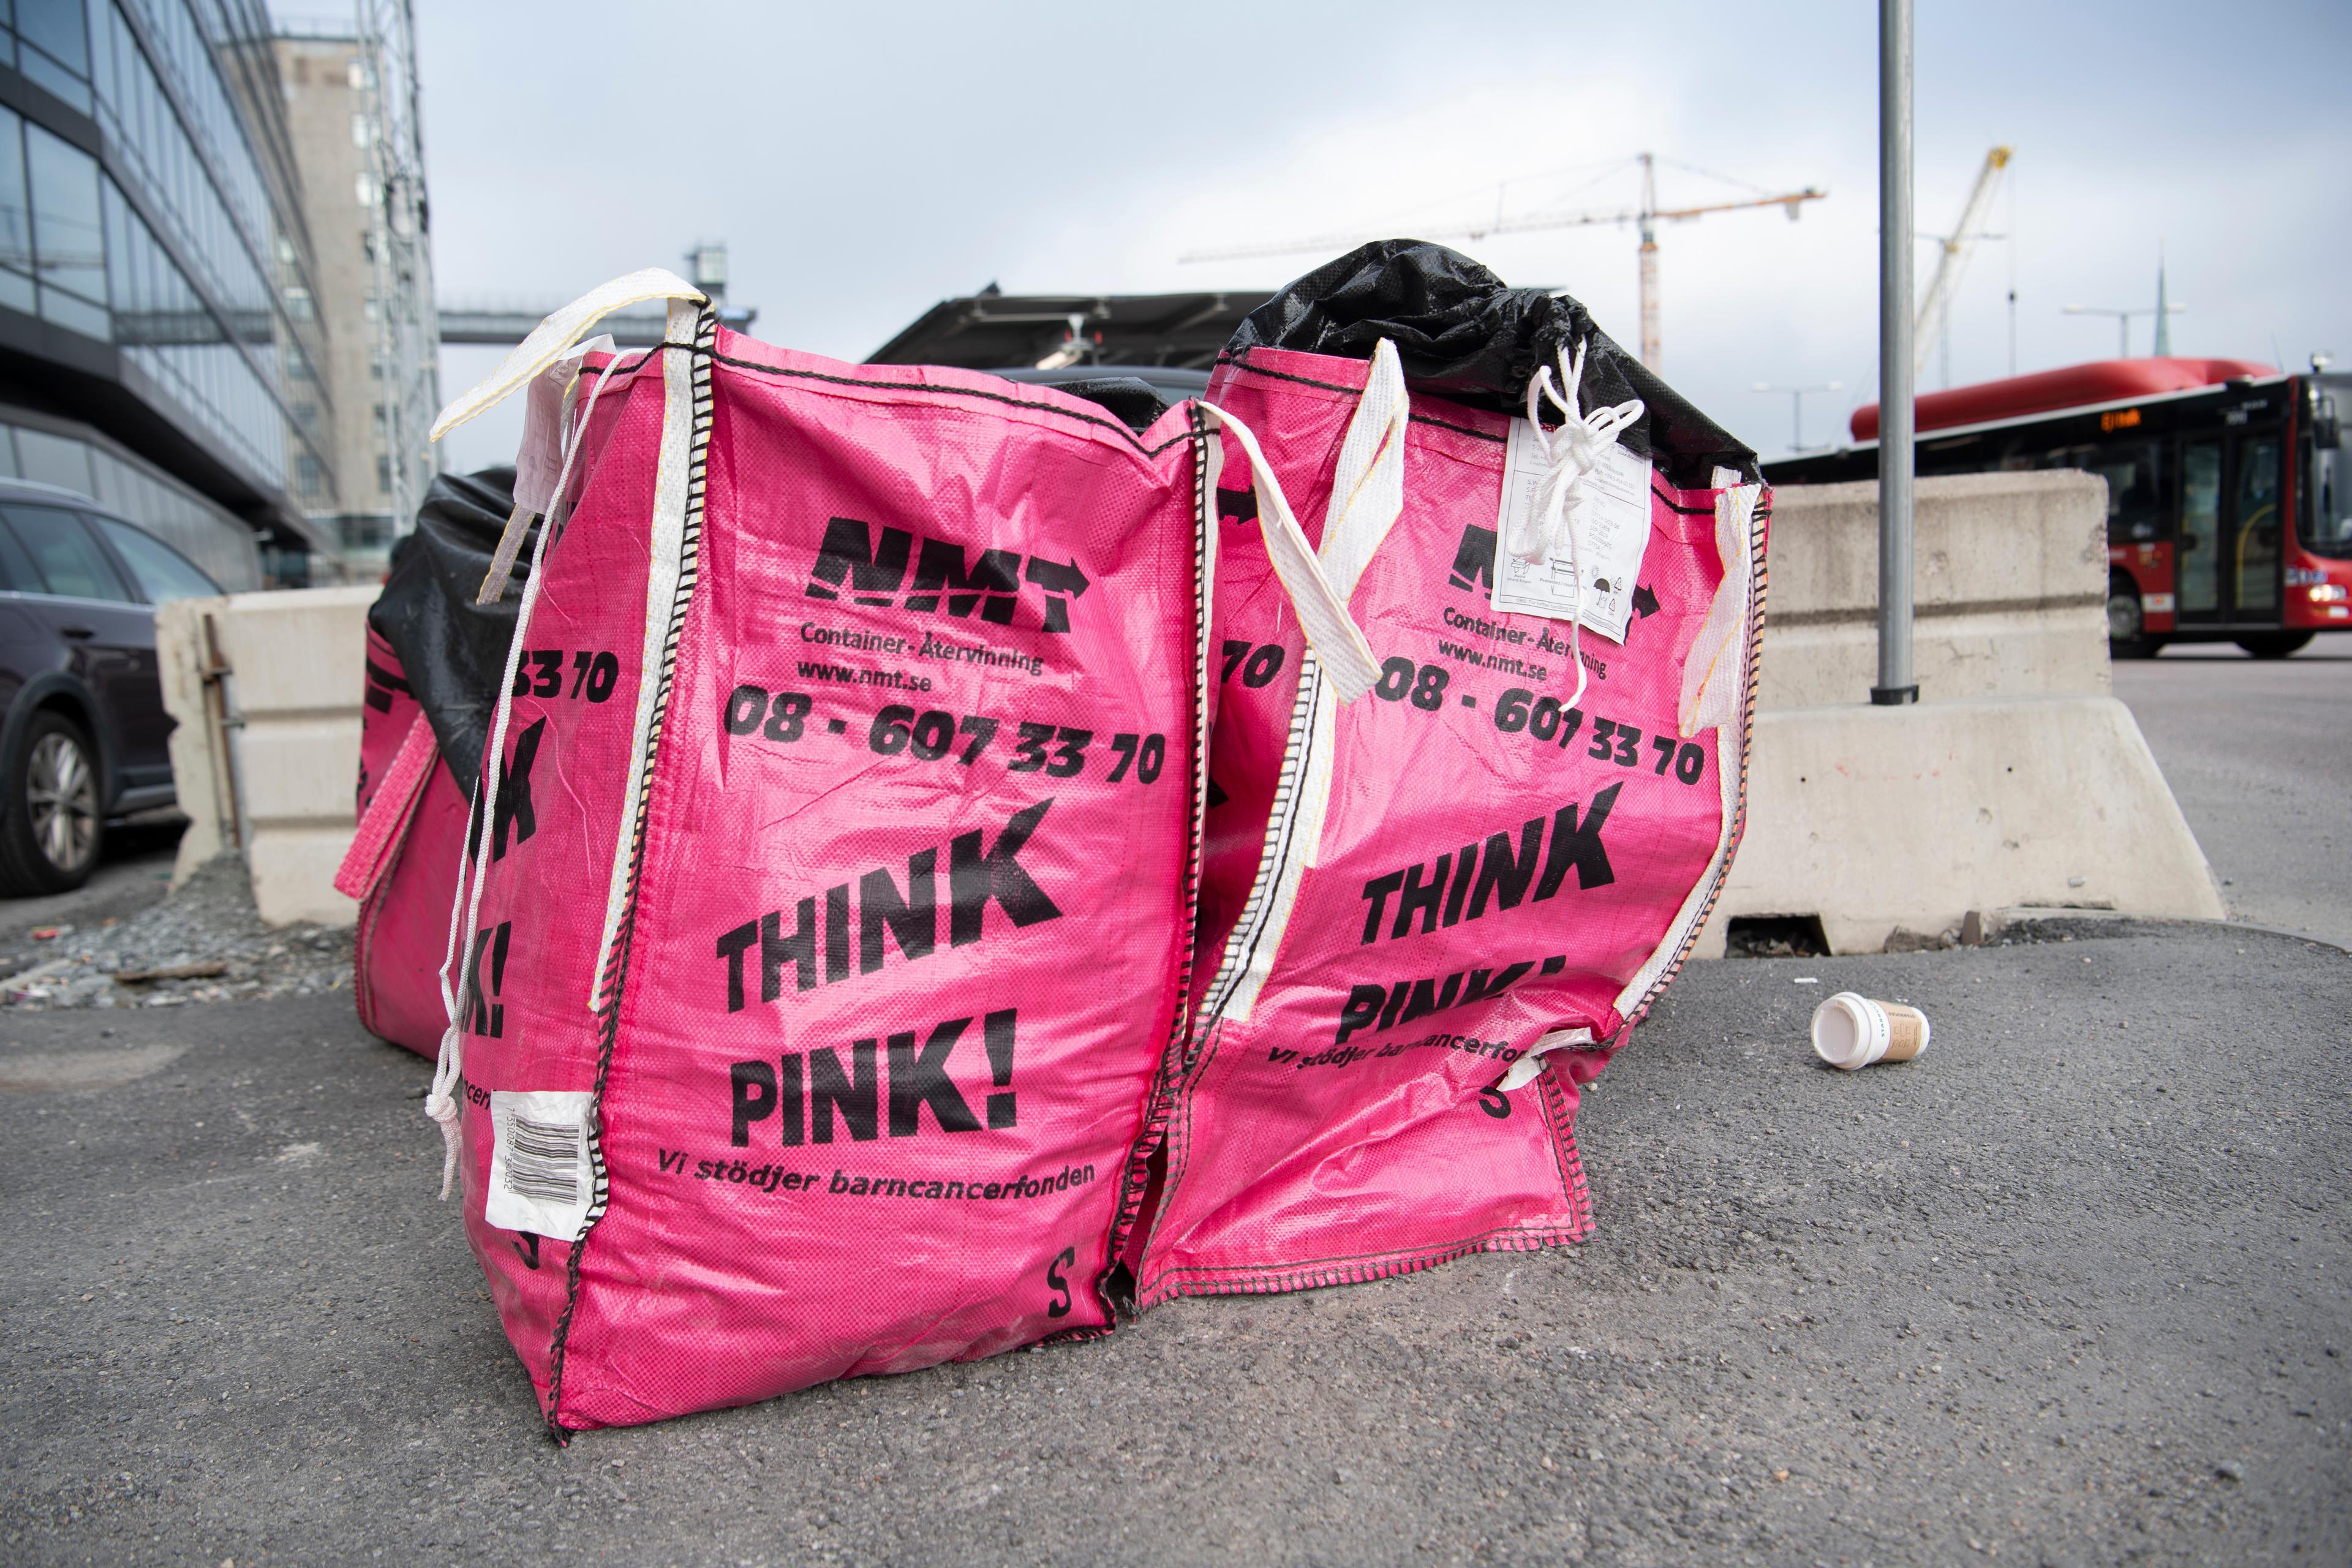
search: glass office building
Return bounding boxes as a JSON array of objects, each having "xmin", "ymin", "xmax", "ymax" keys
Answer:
[{"xmin": 0, "ymin": 0, "xmax": 337, "ymax": 589}]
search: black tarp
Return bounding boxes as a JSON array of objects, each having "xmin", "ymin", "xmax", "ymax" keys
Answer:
[
  {"xmin": 1224, "ymin": 239, "xmax": 1757, "ymax": 489},
  {"xmin": 368, "ymin": 466, "xmax": 526, "ymax": 797}
]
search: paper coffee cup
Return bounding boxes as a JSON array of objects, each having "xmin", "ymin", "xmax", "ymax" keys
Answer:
[{"xmin": 1811, "ymin": 992, "xmax": 1932, "ymax": 1070}]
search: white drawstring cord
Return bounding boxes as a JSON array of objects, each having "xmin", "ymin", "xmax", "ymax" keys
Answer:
[
  {"xmin": 1506, "ymin": 339, "xmax": 1645, "ymax": 717},
  {"xmin": 425, "ymin": 355, "xmax": 628, "ymax": 1200}
]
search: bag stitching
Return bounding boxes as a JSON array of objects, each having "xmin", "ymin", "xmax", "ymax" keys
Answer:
[{"xmin": 543, "ymin": 304, "xmax": 717, "ymax": 1441}]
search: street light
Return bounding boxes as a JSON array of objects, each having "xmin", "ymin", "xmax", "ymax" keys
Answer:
[
  {"xmin": 1754, "ymin": 380, "xmax": 1844, "ymax": 452},
  {"xmin": 2062, "ymin": 300, "xmax": 2186, "ymax": 358}
]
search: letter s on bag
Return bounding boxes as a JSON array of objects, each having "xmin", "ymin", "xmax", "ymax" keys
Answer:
[{"xmin": 1044, "ymin": 1245, "xmax": 1076, "ymax": 1318}]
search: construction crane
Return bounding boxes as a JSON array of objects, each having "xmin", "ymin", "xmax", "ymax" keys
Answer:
[
  {"xmin": 1913, "ymin": 146, "xmax": 2011, "ymax": 382},
  {"xmin": 355, "ymin": 0, "xmax": 440, "ymax": 544},
  {"xmin": 1179, "ymin": 153, "xmax": 1825, "ymax": 371}
]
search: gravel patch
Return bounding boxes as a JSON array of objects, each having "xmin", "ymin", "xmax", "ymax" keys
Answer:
[{"xmin": 0, "ymin": 854, "xmax": 353, "ymax": 1012}]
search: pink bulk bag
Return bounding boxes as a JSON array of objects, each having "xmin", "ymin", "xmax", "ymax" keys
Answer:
[
  {"xmin": 411, "ymin": 271, "xmax": 1376, "ymax": 1433},
  {"xmin": 1127, "ymin": 243, "xmax": 1769, "ymax": 1305}
]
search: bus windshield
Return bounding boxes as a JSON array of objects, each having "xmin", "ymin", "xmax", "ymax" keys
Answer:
[{"xmin": 2313, "ymin": 444, "xmax": 2352, "ymax": 559}]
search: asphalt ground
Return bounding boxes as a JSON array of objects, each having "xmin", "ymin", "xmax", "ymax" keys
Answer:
[
  {"xmin": 4, "ymin": 918, "xmax": 2345, "ymax": 1567},
  {"xmin": 2112, "ymin": 637, "xmax": 2352, "ymax": 949},
  {"xmin": 0, "ymin": 817, "xmax": 184, "ymax": 979}
]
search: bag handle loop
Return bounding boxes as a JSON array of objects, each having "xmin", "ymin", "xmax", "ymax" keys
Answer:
[{"xmin": 1197, "ymin": 337, "xmax": 1411, "ymax": 705}]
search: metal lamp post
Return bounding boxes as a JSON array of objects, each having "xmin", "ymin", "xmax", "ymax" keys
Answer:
[{"xmin": 1874, "ymin": 0, "xmax": 1918, "ymax": 705}]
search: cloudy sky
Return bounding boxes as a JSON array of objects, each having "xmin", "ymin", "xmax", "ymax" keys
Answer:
[{"xmin": 403, "ymin": 0, "xmax": 2352, "ymax": 473}]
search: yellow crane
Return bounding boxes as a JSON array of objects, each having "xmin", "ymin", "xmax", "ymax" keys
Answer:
[
  {"xmin": 1913, "ymin": 146, "xmax": 2013, "ymax": 380},
  {"xmin": 1180, "ymin": 153, "xmax": 1825, "ymax": 372}
]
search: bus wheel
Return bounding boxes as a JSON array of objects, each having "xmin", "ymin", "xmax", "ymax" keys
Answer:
[
  {"xmin": 2235, "ymin": 633, "xmax": 2313, "ymax": 660},
  {"xmin": 2108, "ymin": 576, "xmax": 2161, "ymax": 658}
]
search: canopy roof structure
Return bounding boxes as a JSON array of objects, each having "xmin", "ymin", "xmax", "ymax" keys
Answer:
[{"xmin": 866, "ymin": 288, "xmax": 1271, "ymax": 370}]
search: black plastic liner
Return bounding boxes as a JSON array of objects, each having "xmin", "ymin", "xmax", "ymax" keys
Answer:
[
  {"xmin": 1031, "ymin": 375, "xmax": 1180, "ymax": 432},
  {"xmin": 368, "ymin": 466, "xmax": 527, "ymax": 797},
  {"xmin": 1224, "ymin": 239, "xmax": 1757, "ymax": 489}
]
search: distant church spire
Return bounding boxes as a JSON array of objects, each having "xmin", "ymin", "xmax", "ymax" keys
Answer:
[{"xmin": 2152, "ymin": 244, "xmax": 2172, "ymax": 358}]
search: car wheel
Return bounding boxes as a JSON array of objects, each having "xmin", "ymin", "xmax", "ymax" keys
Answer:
[
  {"xmin": 2235, "ymin": 633, "xmax": 2314, "ymax": 660},
  {"xmin": 2107, "ymin": 576, "xmax": 2160, "ymax": 659},
  {"xmin": 0, "ymin": 710, "xmax": 104, "ymax": 895}
]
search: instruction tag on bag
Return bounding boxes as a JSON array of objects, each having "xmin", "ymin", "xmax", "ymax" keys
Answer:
[{"xmin": 1488, "ymin": 418, "xmax": 1653, "ymax": 643}]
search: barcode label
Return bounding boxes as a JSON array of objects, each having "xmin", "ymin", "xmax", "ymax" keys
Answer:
[
  {"xmin": 484, "ymin": 1088, "xmax": 594, "ymax": 1242},
  {"xmin": 503, "ymin": 1115, "xmax": 580, "ymax": 1204}
]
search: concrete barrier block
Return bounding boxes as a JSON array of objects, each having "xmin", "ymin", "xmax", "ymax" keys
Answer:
[
  {"xmin": 154, "ymin": 598, "xmax": 224, "ymax": 881},
  {"xmin": 213, "ymin": 587, "xmax": 376, "ymax": 713},
  {"xmin": 154, "ymin": 587, "xmax": 374, "ymax": 927},
  {"xmin": 1694, "ymin": 695, "xmax": 2224, "ymax": 957},
  {"xmin": 246, "ymin": 823, "xmax": 369, "ymax": 927},
  {"xmin": 233, "ymin": 715, "xmax": 364, "ymax": 824},
  {"xmin": 1760, "ymin": 471, "xmax": 2113, "ymax": 709}
]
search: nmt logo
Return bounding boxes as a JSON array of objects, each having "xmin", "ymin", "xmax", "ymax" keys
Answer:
[{"xmin": 805, "ymin": 516, "xmax": 1090, "ymax": 633}]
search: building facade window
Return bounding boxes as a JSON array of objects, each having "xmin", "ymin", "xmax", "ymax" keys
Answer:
[
  {"xmin": 10, "ymin": 0, "xmax": 96, "ymax": 112},
  {"xmin": 87, "ymin": 2, "xmax": 296, "ymax": 366},
  {"xmin": 0, "ymin": 0, "xmax": 347, "ymax": 582},
  {"xmin": 0, "ymin": 96, "xmax": 288, "ymax": 483},
  {"xmin": 20, "ymin": 116, "xmax": 108, "ymax": 337},
  {"xmin": 102, "ymin": 176, "xmax": 285, "ymax": 480}
]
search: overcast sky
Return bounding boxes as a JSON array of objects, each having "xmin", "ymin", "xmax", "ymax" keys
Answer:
[{"xmin": 396, "ymin": 0, "xmax": 2352, "ymax": 473}]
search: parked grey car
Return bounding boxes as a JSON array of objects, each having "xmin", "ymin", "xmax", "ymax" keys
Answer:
[{"xmin": 0, "ymin": 478, "xmax": 222, "ymax": 895}]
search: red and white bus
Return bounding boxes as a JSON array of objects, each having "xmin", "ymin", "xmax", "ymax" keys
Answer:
[{"xmin": 1766, "ymin": 358, "xmax": 2352, "ymax": 657}]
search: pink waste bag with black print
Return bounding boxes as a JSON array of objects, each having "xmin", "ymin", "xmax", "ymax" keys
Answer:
[
  {"xmin": 398, "ymin": 268, "xmax": 1385, "ymax": 1434},
  {"xmin": 1123, "ymin": 242, "xmax": 1769, "ymax": 1306},
  {"xmin": 368, "ymin": 244, "xmax": 1767, "ymax": 1432}
]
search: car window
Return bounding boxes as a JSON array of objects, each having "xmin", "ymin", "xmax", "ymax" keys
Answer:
[
  {"xmin": 95, "ymin": 516, "xmax": 221, "ymax": 604},
  {"xmin": 0, "ymin": 519, "xmax": 42, "ymax": 592},
  {"xmin": 1, "ymin": 505, "xmax": 132, "ymax": 602}
]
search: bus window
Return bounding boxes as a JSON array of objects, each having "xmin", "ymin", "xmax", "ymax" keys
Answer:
[
  {"xmin": 2180, "ymin": 441, "xmax": 2223, "ymax": 614},
  {"xmin": 2234, "ymin": 437, "xmax": 2280, "ymax": 611},
  {"xmin": 2089, "ymin": 444, "xmax": 2162, "ymax": 543},
  {"xmin": 2040, "ymin": 440, "xmax": 2163, "ymax": 544}
]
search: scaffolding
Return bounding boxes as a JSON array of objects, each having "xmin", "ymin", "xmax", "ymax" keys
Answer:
[{"xmin": 353, "ymin": 0, "xmax": 439, "ymax": 543}]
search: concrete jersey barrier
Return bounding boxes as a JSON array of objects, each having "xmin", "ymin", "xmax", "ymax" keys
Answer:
[
  {"xmin": 1758, "ymin": 470, "xmax": 2111, "ymax": 710},
  {"xmin": 1698, "ymin": 467, "xmax": 2223, "ymax": 954}
]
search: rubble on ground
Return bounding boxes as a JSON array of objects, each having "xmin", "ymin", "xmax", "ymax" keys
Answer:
[{"xmin": 0, "ymin": 856, "xmax": 354, "ymax": 1011}]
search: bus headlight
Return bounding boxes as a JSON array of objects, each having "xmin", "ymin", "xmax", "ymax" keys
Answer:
[{"xmin": 2309, "ymin": 583, "xmax": 2350, "ymax": 603}]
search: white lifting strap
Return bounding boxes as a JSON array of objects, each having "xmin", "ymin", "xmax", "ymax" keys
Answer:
[
  {"xmin": 1196, "ymin": 339, "xmax": 1406, "ymax": 707},
  {"xmin": 420, "ymin": 268, "xmax": 705, "ymax": 1200}
]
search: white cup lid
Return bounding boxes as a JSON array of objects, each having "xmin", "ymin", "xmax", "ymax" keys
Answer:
[{"xmin": 1810, "ymin": 992, "xmax": 1879, "ymax": 1069}]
